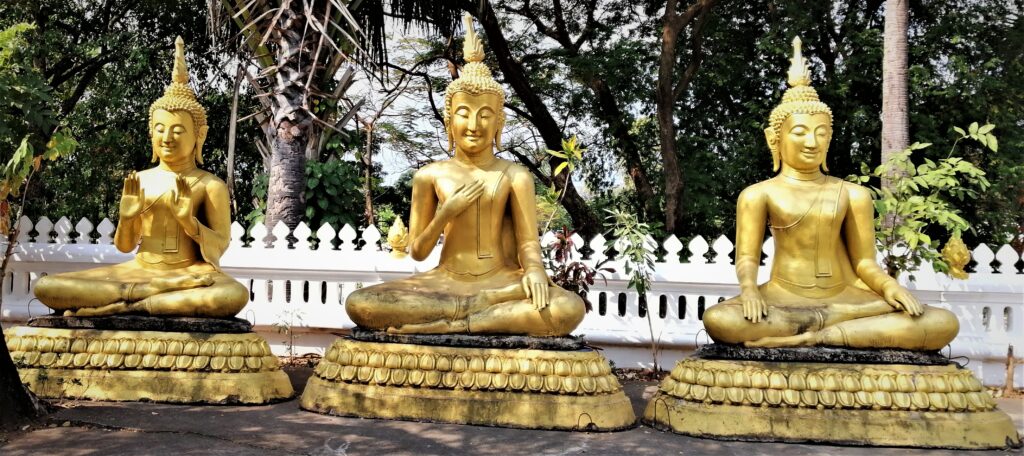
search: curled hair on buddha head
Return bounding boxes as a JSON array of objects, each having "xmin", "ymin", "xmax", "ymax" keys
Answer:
[
  {"xmin": 443, "ymin": 13, "xmax": 506, "ymax": 153},
  {"xmin": 149, "ymin": 36, "xmax": 209, "ymax": 164},
  {"xmin": 765, "ymin": 36, "xmax": 833, "ymax": 172}
]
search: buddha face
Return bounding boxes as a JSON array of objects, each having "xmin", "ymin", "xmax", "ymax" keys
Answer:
[
  {"xmin": 449, "ymin": 92, "xmax": 502, "ymax": 155},
  {"xmin": 151, "ymin": 109, "xmax": 204, "ymax": 166},
  {"xmin": 774, "ymin": 112, "xmax": 831, "ymax": 172}
]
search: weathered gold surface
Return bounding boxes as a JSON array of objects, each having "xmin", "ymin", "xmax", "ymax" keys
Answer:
[
  {"xmin": 645, "ymin": 358, "xmax": 1021, "ymax": 448},
  {"xmin": 701, "ymin": 37, "xmax": 959, "ymax": 349},
  {"xmin": 300, "ymin": 338, "xmax": 636, "ymax": 430},
  {"xmin": 32, "ymin": 36, "xmax": 248, "ymax": 318},
  {"xmin": 344, "ymin": 14, "xmax": 585, "ymax": 336},
  {"xmin": 5, "ymin": 326, "xmax": 293, "ymax": 403}
]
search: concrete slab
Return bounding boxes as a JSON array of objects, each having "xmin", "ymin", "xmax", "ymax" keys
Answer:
[{"xmin": 2, "ymin": 381, "xmax": 1021, "ymax": 456}]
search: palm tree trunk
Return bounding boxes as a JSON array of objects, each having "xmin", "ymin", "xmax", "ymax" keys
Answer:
[
  {"xmin": 266, "ymin": 120, "xmax": 308, "ymax": 231},
  {"xmin": 881, "ymin": 0, "xmax": 909, "ymax": 191},
  {"xmin": 263, "ymin": 2, "xmax": 315, "ymax": 231}
]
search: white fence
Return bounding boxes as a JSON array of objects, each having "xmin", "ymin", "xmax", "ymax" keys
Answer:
[{"xmin": 2, "ymin": 216, "xmax": 1022, "ymax": 386}]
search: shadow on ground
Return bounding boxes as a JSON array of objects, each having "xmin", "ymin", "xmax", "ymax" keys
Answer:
[{"xmin": 2, "ymin": 367, "xmax": 1021, "ymax": 456}]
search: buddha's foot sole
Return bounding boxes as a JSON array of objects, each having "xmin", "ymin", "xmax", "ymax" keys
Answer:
[
  {"xmin": 300, "ymin": 338, "xmax": 636, "ymax": 431},
  {"xmin": 644, "ymin": 358, "xmax": 1021, "ymax": 449},
  {"xmin": 5, "ymin": 326, "xmax": 294, "ymax": 404}
]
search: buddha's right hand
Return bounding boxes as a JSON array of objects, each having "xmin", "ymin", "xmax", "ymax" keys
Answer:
[
  {"xmin": 740, "ymin": 287, "xmax": 768, "ymax": 323},
  {"xmin": 440, "ymin": 180, "xmax": 485, "ymax": 219},
  {"xmin": 119, "ymin": 171, "xmax": 145, "ymax": 219}
]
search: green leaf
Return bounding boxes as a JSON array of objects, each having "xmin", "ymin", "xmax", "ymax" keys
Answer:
[
  {"xmin": 952, "ymin": 126, "xmax": 966, "ymax": 136},
  {"xmin": 553, "ymin": 162, "xmax": 569, "ymax": 176},
  {"xmin": 978, "ymin": 124, "xmax": 994, "ymax": 134},
  {"xmin": 988, "ymin": 135, "xmax": 998, "ymax": 152},
  {"xmin": 969, "ymin": 122, "xmax": 979, "ymax": 135}
]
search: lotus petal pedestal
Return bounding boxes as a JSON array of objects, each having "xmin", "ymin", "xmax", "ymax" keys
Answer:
[
  {"xmin": 4, "ymin": 316, "xmax": 294, "ymax": 404},
  {"xmin": 644, "ymin": 344, "xmax": 1021, "ymax": 449},
  {"xmin": 301, "ymin": 331, "xmax": 636, "ymax": 431}
]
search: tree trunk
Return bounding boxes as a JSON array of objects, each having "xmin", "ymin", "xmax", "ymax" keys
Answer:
[
  {"xmin": 657, "ymin": 14, "xmax": 684, "ymax": 234},
  {"xmin": 0, "ymin": 325, "xmax": 43, "ymax": 431},
  {"xmin": 657, "ymin": 0, "xmax": 716, "ymax": 234},
  {"xmin": 881, "ymin": 0, "xmax": 909, "ymax": 190},
  {"xmin": 586, "ymin": 78, "xmax": 657, "ymax": 221},
  {"xmin": 364, "ymin": 124, "xmax": 375, "ymax": 226},
  {"xmin": 265, "ymin": 120, "xmax": 307, "ymax": 232},
  {"xmin": 0, "ymin": 236, "xmax": 45, "ymax": 430},
  {"xmin": 470, "ymin": 2, "xmax": 601, "ymax": 237},
  {"xmin": 263, "ymin": 2, "xmax": 316, "ymax": 232}
]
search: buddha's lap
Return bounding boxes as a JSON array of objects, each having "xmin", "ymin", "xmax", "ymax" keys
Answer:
[
  {"xmin": 351, "ymin": 267, "xmax": 528, "ymax": 297},
  {"xmin": 36, "ymin": 261, "xmax": 247, "ymax": 311},
  {"xmin": 44, "ymin": 260, "xmax": 219, "ymax": 282}
]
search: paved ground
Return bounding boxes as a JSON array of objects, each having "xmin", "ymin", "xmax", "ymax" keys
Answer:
[{"xmin": 2, "ymin": 368, "xmax": 1022, "ymax": 456}]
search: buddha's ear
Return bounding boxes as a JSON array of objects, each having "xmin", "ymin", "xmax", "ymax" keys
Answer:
[
  {"xmin": 494, "ymin": 112, "xmax": 505, "ymax": 151},
  {"xmin": 764, "ymin": 127, "xmax": 780, "ymax": 172},
  {"xmin": 446, "ymin": 121, "xmax": 455, "ymax": 154},
  {"xmin": 150, "ymin": 121, "xmax": 159, "ymax": 162},
  {"xmin": 194, "ymin": 125, "xmax": 209, "ymax": 165}
]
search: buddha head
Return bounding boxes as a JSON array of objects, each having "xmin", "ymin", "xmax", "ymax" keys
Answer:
[
  {"xmin": 764, "ymin": 37, "xmax": 832, "ymax": 173},
  {"xmin": 148, "ymin": 36, "xmax": 208, "ymax": 167},
  {"xmin": 443, "ymin": 14, "xmax": 505, "ymax": 155}
]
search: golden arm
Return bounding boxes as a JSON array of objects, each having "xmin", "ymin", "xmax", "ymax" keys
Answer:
[
  {"xmin": 508, "ymin": 168, "xmax": 544, "ymax": 273},
  {"xmin": 843, "ymin": 186, "xmax": 897, "ymax": 293},
  {"xmin": 189, "ymin": 179, "xmax": 231, "ymax": 268},
  {"xmin": 408, "ymin": 170, "xmax": 442, "ymax": 261},
  {"xmin": 734, "ymin": 187, "xmax": 768, "ymax": 291},
  {"xmin": 114, "ymin": 211, "xmax": 142, "ymax": 254}
]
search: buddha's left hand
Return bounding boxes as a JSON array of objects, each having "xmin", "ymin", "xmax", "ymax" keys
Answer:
[
  {"xmin": 882, "ymin": 282, "xmax": 923, "ymax": 316},
  {"xmin": 172, "ymin": 175, "xmax": 199, "ymax": 236},
  {"xmin": 522, "ymin": 270, "xmax": 549, "ymax": 310}
]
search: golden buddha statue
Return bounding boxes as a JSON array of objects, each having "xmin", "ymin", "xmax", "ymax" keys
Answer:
[
  {"xmin": 33, "ymin": 37, "xmax": 248, "ymax": 319},
  {"xmin": 702, "ymin": 37, "xmax": 959, "ymax": 350},
  {"xmin": 344, "ymin": 15, "xmax": 585, "ymax": 336}
]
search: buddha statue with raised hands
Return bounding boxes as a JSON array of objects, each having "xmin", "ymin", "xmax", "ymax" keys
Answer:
[
  {"xmin": 702, "ymin": 37, "xmax": 959, "ymax": 350},
  {"xmin": 345, "ymin": 14, "xmax": 585, "ymax": 336},
  {"xmin": 34, "ymin": 37, "xmax": 249, "ymax": 318}
]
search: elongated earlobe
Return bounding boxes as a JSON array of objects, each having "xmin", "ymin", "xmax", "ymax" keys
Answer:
[
  {"xmin": 494, "ymin": 113, "xmax": 505, "ymax": 151},
  {"xmin": 764, "ymin": 127, "xmax": 780, "ymax": 172},
  {"xmin": 194, "ymin": 125, "xmax": 208, "ymax": 165}
]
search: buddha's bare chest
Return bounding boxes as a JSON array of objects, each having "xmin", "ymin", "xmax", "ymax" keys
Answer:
[
  {"xmin": 766, "ymin": 181, "xmax": 847, "ymax": 232},
  {"xmin": 435, "ymin": 166, "xmax": 511, "ymax": 210}
]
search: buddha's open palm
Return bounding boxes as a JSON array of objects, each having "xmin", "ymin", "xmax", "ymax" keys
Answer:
[
  {"xmin": 171, "ymin": 175, "xmax": 198, "ymax": 236},
  {"xmin": 119, "ymin": 172, "xmax": 145, "ymax": 220},
  {"xmin": 883, "ymin": 282, "xmax": 923, "ymax": 316},
  {"xmin": 441, "ymin": 180, "xmax": 485, "ymax": 219}
]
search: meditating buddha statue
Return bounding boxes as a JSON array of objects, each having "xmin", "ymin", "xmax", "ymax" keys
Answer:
[
  {"xmin": 643, "ymin": 37, "xmax": 1018, "ymax": 450},
  {"xmin": 34, "ymin": 37, "xmax": 248, "ymax": 319},
  {"xmin": 344, "ymin": 15, "xmax": 585, "ymax": 336},
  {"xmin": 702, "ymin": 37, "xmax": 959, "ymax": 350}
]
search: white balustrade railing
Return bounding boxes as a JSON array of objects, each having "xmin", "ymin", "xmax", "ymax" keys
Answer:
[{"xmin": 2, "ymin": 216, "xmax": 1022, "ymax": 386}]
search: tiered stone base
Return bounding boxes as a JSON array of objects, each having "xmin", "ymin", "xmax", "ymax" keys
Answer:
[
  {"xmin": 644, "ymin": 346, "xmax": 1021, "ymax": 449},
  {"xmin": 5, "ymin": 324, "xmax": 294, "ymax": 404},
  {"xmin": 300, "ymin": 336, "xmax": 636, "ymax": 430}
]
